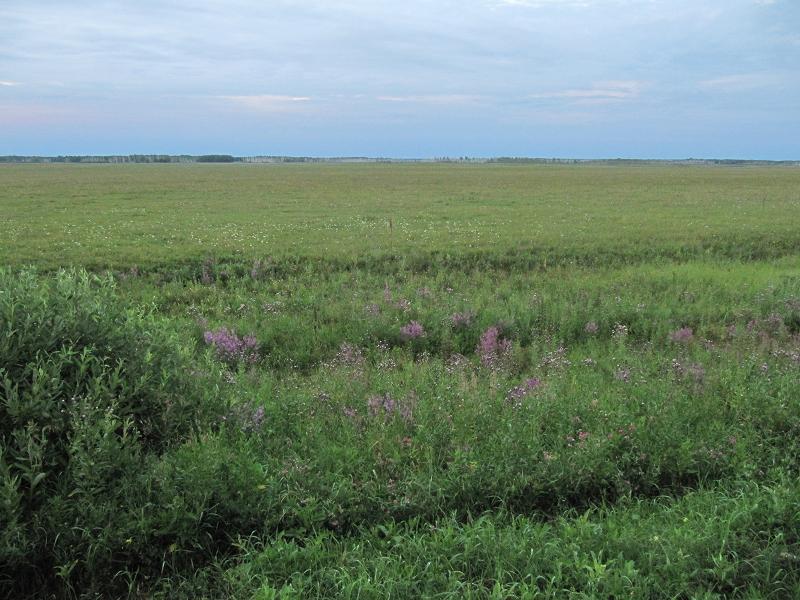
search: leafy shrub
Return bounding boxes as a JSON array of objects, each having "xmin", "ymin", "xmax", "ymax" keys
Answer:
[{"xmin": 0, "ymin": 269, "xmax": 223, "ymax": 594}]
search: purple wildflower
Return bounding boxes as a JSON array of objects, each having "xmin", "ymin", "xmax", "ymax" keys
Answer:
[
  {"xmin": 449, "ymin": 311, "xmax": 474, "ymax": 329},
  {"xmin": 584, "ymin": 321, "xmax": 599, "ymax": 334},
  {"xmin": 765, "ymin": 313, "xmax": 784, "ymax": 332},
  {"xmin": 366, "ymin": 393, "xmax": 400, "ymax": 419},
  {"xmin": 400, "ymin": 391, "xmax": 418, "ymax": 425},
  {"xmin": 478, "ymin": 326, "xmax": 512, "ymax": 369},
  {"xmin": 367, "ymin": 395, "xmax": 382, "ymax": 417},
  {"xmin": 399, "ymin": 403, "xmax": 413, "ymax": 424},
  {"xmin": 669, "ymin": 327, "xmax": 694, "ymax": 343},
  {"xmin": 335, "ymin": 342, "xmax": 365, "ymax": 369},
  {"xmin": 506, "ymin": 377, "xmax": 541, "ymax": 406},
  {"xmin": 250, "ymin": 259, "xmax": 263, "ymax": 280},
  {"xmin": 364, "ymin": 392, "xmax": 416, "ymax": 424},
  {"xmin": 400, "ymin": 321, "xmax": 425, "ymax": 340},
  {"xmin": 203, "ymin": 327, "xmax": 259, "ymax": 365},
  {"xmin": 687, "ymin": 363, "xmax": 705, "ymax": 383},
  {"xmin": 539, "ymin": 346, "xmax": 571, "ymax": 370}
]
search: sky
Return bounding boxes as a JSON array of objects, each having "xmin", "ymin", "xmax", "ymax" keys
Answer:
[{"xmin": 1, "ymin": 0, "xmax": 798, "ymax": 158}]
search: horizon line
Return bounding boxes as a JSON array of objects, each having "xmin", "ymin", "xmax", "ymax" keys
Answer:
[{"xmin": 2, "ymin": 154, "xmax": 799, "ymax": 163}]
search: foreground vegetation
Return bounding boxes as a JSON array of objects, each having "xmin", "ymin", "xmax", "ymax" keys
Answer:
[{"xmin": 1, "ymin": 164, "xmax": 799, "ymax": 598}]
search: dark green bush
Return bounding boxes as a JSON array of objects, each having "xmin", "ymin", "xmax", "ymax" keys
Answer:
[{"xmin": 0, "ymin": 269, "xmax": 224, "ymax": 595}]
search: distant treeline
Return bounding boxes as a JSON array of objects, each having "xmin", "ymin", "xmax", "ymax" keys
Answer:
[
  {"xmin": 1, "ymin": 155, "xmax": 798, "ymax": 166},
  {"xmin": 0, "ymin": 155, "xmax": 373, "ymax": 164},
  {"xmin": 487, "ymin": 157, "xmax": 800, "ymax": 166},
  {"xmin": 0, "ymin": 155, "xmax": 232, "ymax": 164}
]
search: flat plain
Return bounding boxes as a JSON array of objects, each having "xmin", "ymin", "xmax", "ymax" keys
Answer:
[
  {"xmin": 2, "ymin": 163, "xmax": 800, "ymax": 598},
  {"xmin": 2, "ymin": 163, "xmax": 800, "ymax": 268}
]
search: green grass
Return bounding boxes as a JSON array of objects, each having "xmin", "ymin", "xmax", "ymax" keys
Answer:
[
  {"xmin": 2, "ymin": 163, "xmax": 800, "ymax": 269},
  {"xmin": 1, "ymin": 164, "xmax": 800, "ymax": 598}
]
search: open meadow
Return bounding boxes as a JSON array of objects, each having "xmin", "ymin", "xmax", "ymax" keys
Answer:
[{"xmin": 2, "ymin": 163, "xmax": 800, "ymax": 598}]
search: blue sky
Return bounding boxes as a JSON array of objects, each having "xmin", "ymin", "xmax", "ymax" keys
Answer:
[{"xmin": 1, "ymin": 0, "xmax": 798, "ymax": 158}]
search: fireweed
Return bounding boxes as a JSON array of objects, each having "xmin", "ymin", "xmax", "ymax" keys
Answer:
[
  {"xmin": 669, "ymin": 327, "xmax": 694, "ymax": 343},
  {"xmin": 540, "ymin": 346, "xmax": 571, "ymax": 370},
  {"xmin": 478, "ymin": 325, "xmax": 512, "ymax": 369},
  {"xmin": 203, "ymin": 327, "xmax": 259, "ymax": 366},
  {"xmin": 365, "ymin": 393, "xmax": 414, "ymax": 424},
  {"xmin": 506, "ymin": 377, "xmax": 542, "ymax": 407},
  {"xmin": 400, "ymin": 321, "xmax": 425, "ymax": 340},
  {"xmin": 449, "ymin": 311, "xmax": 474, "ymax": 329},
  {"xmin": 333, "ymin": 342, "xmax": 365, "ymax": 369},
  {"xmin": 367, "ymin": 393, "xmax": 395, "ymax": 418}
]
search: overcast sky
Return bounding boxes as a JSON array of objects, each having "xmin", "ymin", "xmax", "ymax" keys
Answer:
[{"xmin": 1, "ymin": 0, "xmax": 798, "ymax": 158}]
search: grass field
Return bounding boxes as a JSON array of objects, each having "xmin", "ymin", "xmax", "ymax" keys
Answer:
[
  {"xmin": 3, "ymin": 163, "xmax": 800, "ymax": 269},
  {"xmin": 2, "ymin": 164, "xmax": 800, "ymax": 598}
]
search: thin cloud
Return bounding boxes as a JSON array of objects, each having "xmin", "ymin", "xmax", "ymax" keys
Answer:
[
  {"xmin": 530, "ymin": 81, "xmax": 642, "ymax": 104},
  {"xmin": 492, "ymin": 0, "xmax": 632, "ymax": 7},
  {"xmin": 219, "ymin": 95, "xmax": 311, "ymax": 112},
  {"xmin": 699, "ymin": 73, "xmax": 778, "ymax": 92},
  {"xmin": 376, "ymin": 94, "xmax": 481, "ymax": 105},
  {"xmin": 0, "ymin": 80, "xmax": 21, "ymax": 87},
  {"xmin": 494, "ymin": 0, "xmax": 594, "ymax": 7}
]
